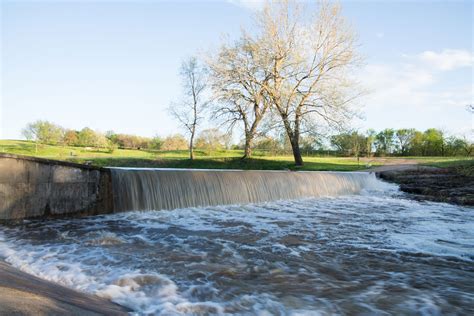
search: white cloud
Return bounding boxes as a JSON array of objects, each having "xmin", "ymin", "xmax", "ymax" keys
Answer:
[
  {"xmin": 357, "ymin": 49, "xmax": 473, "ymax": 134},
  {"xmin": 226, "ymin": 0, "xmax": 266, "ymax": 11},
  {"xmin": 418, "ymin": 49, "xmax": 473, "ymax": 71}
]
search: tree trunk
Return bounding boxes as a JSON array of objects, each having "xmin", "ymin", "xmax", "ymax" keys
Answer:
[
  {"xmin": 242, "ymin": 133, "xmax": 253, "ymax": 159},
  {"xmin": 279, "ymin": 113, "xmax": 304, "ymax": 167},
  {"xmin": 290, "ymin": 136, "xmax": 303, "ymax": 166},
  {"xmin": 189, "ymin": 132, "xmax": 194, "ymax": 160}
]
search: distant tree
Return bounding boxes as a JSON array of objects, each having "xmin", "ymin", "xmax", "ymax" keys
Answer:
[
  {"xmin": 331, "ymin": 131, "xmax": 365, "ymax": 157},
  {"xmin": 408, "ymin": 130, "xmax": 424, "ymax": 156},
  {"xmin": 169, "ymin": 57, "xmax": 209, "ymax": 160},
  {"xmin": 460, "ymin": 137, "xmax": 474, "ymax": 156},
  {"xmin": 300, "ymin": 135, "xmax": 323, "ymax": 155},
  {"xmin": 375, "ymin": 129, "xmax": 395, "ymax": 155},
  {"xmin": 195, "ymin": 128, "xmax": 227, "ymax": 154},
  {"xmin": 22, "ymin": 122, "xmax": 41, "ymax": 153},
  {"xmin": 331, "ymin": 133, "xmax": 352, "ymax": 155},
  {"xmin": 77, "ymin": 127, "xmax": 97, "ymax": 147},
  {"xmin": 254, "ymin": 136, "xmax": 280, "ymax": 155},
  {"xmin": 63, "ymin": 130, "xmax": 79, "ymax": 146},
  {"xmin": 365, "ymin": 129, "xmax": 376, "ymax": 157},
  {"xmin": 445, "ymin": 136, "xmax": 473, "ymax": 156},
  {"xmin": 149, "ymin": 135, "xmax": 163, "ymax": 150},
  {"xmin": 93, "ymin": 132, "xmax": 109, "ymax": 149},
  {"xmin": 395, "ymin": 128, "xmax": 416, "ymax": 155},
  {"xmin": 22, "ymin": 120, "xmax": 63, "ymax": 152},
  {"xmin": 161, "ymin": 134, "xmax": 188, "ymax": 151},
  {"xmin": 423, "ymin": 128, "xmax": 445, "ymax": 156}
]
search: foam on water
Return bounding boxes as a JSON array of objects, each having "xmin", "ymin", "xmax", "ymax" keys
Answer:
[{"xmin": 0, "ymin": 182, "xmax": 473, "ymax": 315}]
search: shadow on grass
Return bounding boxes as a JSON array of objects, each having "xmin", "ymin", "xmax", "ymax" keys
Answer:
[
  {"xmin": 0, "ymin": 141, "xmax": 36, "ymax": 154},
  {"xmin": 68, "ymin": 157, "xmax": 367, "ymax": 171}
]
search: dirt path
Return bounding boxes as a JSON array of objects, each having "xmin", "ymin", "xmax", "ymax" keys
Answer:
[
  {"xmin": 361, "ymin": 157, "xmax": 431, "ymax": 173},
  {"xmin": 0, "ymin": 261, "xmax": 129, "ymax": 315}
]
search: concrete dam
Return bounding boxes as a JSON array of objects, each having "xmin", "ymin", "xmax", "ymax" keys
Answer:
[{"xmin": 0, "ymin": 153, "xmax": 378, "ymax": 220}]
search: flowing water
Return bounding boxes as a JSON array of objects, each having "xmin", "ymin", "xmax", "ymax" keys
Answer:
[
  {"xmin": 0, "ymin": 172, "xmax": 473, "ymax": 315},
  {"xmin": 110, "ymin": 169, "xmax": 380, "ymax": 212}
]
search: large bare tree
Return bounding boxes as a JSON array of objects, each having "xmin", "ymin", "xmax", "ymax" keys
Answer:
[
  {"xmin": 169, "ymin": 57, "xmax": 209, "ymax": 160},
  {"xmin": 255, "ymin": 0, "xmax": 361, "ymax": 166},
  {"xmin": 208, "ymin": 36, "xmax": 272, "ymax": 159}
]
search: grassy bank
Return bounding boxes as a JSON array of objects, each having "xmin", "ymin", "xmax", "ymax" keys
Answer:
[{"xmin": 1, "ymin": 139, "xmax": 472, "ymax": 171}]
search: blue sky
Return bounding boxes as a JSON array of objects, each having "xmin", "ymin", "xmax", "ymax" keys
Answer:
[{"xmin": 1, "ymin": 0, "xmax": 472, "ymax": 140}]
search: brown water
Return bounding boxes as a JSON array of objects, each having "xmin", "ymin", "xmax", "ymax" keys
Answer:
[{"xmin": 1, "ymin": 182, "xmax": 473, "ymax": 315}]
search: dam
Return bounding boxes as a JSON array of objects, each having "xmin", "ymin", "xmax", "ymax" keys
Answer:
[
  {"xmin": 0, "ymin": 153, "xmax": 378, "ymax": 220},
  {"xmin": 110, "ymin": 168, "xmax": 379, "ymax": 212}
]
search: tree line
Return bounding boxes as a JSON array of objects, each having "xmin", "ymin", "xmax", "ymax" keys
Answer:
[
  {"xmin": 330, "ymin": 128, "xmax": 472, "ymax": 157},
  {"xmin": 22, "ymin": 120, "xmax": 471, "ymax": 158},
  {"xmin": 21, "ymin": 120, "xmax": 233, "ymax": 154}
]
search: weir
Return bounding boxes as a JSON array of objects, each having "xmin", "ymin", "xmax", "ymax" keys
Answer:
[{"xmin": 110, "ymin": 168, "xmax": 378, "ymax": 212}]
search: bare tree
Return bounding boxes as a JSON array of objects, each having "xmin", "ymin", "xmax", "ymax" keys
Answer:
[
  {"xmin": 253, "ymin": 0, "xmax": 361, "ymax": 166},
  {"xmin": 168, "ymin": 57, "xmax": 209, "ymax": 160},
  {"xmin": 208, "ymin": 36, "xmax": 271, "ymax": 159}
]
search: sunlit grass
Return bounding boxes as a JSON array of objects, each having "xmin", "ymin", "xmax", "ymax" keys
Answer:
[{"xmin": 1, "ymin": 139, "xmax": 471, "ymax": 171}]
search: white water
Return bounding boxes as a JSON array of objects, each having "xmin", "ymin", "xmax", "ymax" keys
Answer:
[
  {"xmin": 1, "ymin": 181, "xmax": 473, "ymax": 315},
  {"xmin": 110, "ymin": 169, "xmax": 380, "ymax": 212}
]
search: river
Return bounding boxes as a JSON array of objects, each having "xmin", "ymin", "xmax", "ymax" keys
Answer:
[{"xmin": 0, "ymin": 182, "xmax": 473, "ymax": 315}]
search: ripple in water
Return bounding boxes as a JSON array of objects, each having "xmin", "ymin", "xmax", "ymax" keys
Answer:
[{"xmin": 0, "ymin": 187, "xmax": 473, "ymax": 315}]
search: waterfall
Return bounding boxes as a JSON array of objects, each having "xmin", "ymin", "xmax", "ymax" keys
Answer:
[{"xmin": 110, "ymin": 168, "xmax": 379, "ymax": 212}]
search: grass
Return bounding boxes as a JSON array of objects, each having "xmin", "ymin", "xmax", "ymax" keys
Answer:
[
  {"xmin": 1, "ymin": 139, "xmax": 472, "ymax": 172},
  {"xmin": 420, "ymin": 157, "xmax": 474, "ymax": 176}
]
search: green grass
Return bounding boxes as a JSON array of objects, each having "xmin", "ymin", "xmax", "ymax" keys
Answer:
[
  {"xmin": 1, "ymin": 139, "xmax": 471, "ymax": 172},
  {"xmin": 420, "ymin": 157, "xmax": 474, "ymax": 176},
  {"xmin": 0, "ymin": 139, "xmax": 375, "ymax": 171}
]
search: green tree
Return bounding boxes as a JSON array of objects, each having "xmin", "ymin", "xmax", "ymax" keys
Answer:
[
  {"xmin": 149, "ymin": 135, "xmax": 163, "ymax": 150},
  {"xmin": 77, "ymin": 128, "xmax": 97, "ymax": 147},
  {"xmin": 365, "ymin": 129, "xmax": 376, "ymax": 157},
  {"xmin": 395, "ymin": 128, "xmax": 416, "ymax": 155},
  {"xmin": 331, "ymin": 131, "xmax": 365, "ymax": 157},
  {"xmin": 408, "ymin": 130, "xmax": 424, "ymax": 156},
  {"xmin": 423, "ymin": 128, "xmax": 445, "ymax": 156},
  {"xmin": 22, "ymin": 120, "xmax": 64, "ymax": 152},
  {"xmin": 375, "ymin": 129, "xmax": 395, "ymax": 156}
]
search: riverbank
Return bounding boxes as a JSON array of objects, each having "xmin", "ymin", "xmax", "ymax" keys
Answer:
[
  {"xmin": 375, "ymin": 162, "xmax": 474, "ymax": 206},
  {"xmin": 0, "ymin": 261, "xmax": 129, "ymax": 315}
]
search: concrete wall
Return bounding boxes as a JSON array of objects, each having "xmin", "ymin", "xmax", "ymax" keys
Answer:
[{"xmin": 0, "ymin": 154, "xmax": 113, "ymax": 221}]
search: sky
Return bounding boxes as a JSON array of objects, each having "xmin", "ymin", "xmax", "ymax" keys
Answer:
[{"xmin": 0, "ymin": 0, "xmax": 472, "ymax": 140}]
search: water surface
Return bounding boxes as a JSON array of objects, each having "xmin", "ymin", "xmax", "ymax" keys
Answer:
[{"xmin": 1, "ymin": 185, "xmax": 473, "ymax": 315}]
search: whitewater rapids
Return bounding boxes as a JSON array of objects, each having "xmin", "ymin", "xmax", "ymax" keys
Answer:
[{"xmin": 0, "ymin": 181, "xmax": 473, "ymax": 314}]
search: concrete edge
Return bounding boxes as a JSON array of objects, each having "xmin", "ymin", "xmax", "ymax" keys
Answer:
[
  {"xmin": 0, "ymin": 260, "xmax": 130, "ymax": 315},
  {"xmin": 0, "ymin": 153, "xmax": 108, "ymax": 172}
]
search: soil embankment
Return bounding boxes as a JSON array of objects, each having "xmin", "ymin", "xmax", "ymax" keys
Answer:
[
  {"xmin": 374, "ymin": 164, "xmax": 474, "ymax": 206},
  {"xmin": 0, "ymin": 261, "xmax": 129, "ymax": 315}
]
